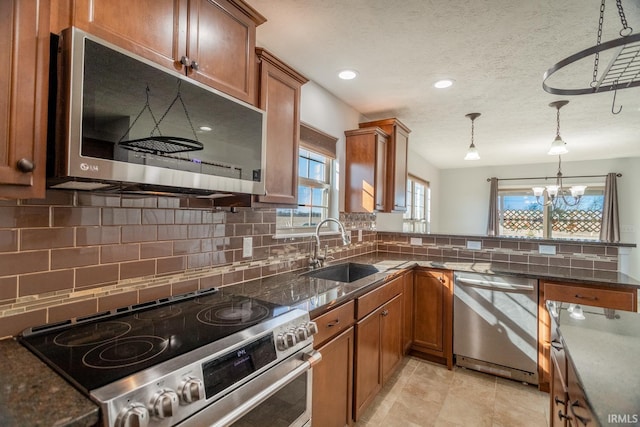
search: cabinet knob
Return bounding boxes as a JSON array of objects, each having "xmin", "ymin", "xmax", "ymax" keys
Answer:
[
  {"xmin": 16, "ymin": 158, "xmax": 35, "ymax": 173},
  {"xmin": 381, "ymin": 309, "xmax": 389, "ymax": 317},
  {"xmin": 180, "ymin": 56, "xmax": 190, "ymax": 67},
  {"xmin": 190, "ymin": 60, "xmax": 199, "ymax": 71}
]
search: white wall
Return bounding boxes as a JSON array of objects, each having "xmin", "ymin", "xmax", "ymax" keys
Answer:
[
  {"xmin": 437, "ymin": 157, "xmax": 640, "ymax": 279},
  {"xmin": 299, "ymin": 81, "xmax": 364, "ymax": 213}
]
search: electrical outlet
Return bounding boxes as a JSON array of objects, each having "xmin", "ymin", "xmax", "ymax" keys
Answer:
[
  {"xmin": 539, "ymin": 244, "xmax": 557, "ymax": 255},
  {"xmin": 243, "ymin": 237, "xmax": 253, "ymax": 258},
  {"xmin": 410, "ymin": 237, "xmax": 422, "ymax": 246},
  {"xmin": 466, "ymin": 241, "xmax": 481, "ymax": 250}
]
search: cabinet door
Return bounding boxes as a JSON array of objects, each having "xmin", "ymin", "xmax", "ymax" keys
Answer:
[
  {"xmin": 380, "ymin": 294, "xmax": 403, "ymax": 383},
  {"xmin": 402, "ymin": 270, "xmax": 414, "ymax": 353},
  {"xmin": 412, "ymin": 269, "xmax": 453, "ymax": 368},
  {"xmin": 550, "ymin": 351, "xmax": 568, "ymax": 427},
  {"xmin": 72, "ymin": 0, "xmax": 186, "ymax": 73},
  {"xmin": 313, "ymin": 327, "xmax": 354, "ymax": 427},
  {"xmin": 0, "ymin": 0, "xmax": 49, "ymax": 199},
  {"xmin": 187, "ymin": 0, "xmax": 258, "ymax": 103},
  {"xmin": 354, "ymin": 308, "xmax": 381, "ymax": 421},
  {"xmin": 413, "ymin": 269, "xmax": 445, "ymax": 352},
  {"xmin": 255, "ymin": 49, "xmax": 305, "ymax": 205},
  {"xmin": 344, "ymin": 127, "xmax": 387, "ymax": 212},
  {"xmin": 390, "ymin": 126, "xmax": 409, "ymax": 212}
]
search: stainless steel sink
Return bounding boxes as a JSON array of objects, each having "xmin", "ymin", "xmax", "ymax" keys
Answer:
[{"xmin": 301, "ymin": 262, "xmax": 379, "ymax": 283}]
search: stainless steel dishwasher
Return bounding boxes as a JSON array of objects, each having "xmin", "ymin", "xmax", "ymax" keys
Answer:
[{"xmin": 453, "ymin": 271, "xmax": 539, "ymax": 384}]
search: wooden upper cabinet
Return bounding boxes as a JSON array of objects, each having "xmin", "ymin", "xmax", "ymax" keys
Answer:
[
  {"xmin": 67, "ymin": 0, "xmax": 265, "ymax": 104},
  {"xmin": 254, "ymin": 48, "xmax": 308, "ymax": 205},
  {"xmin": 344, "ymin": 127, "xmax": 388, "ymax": 212},
  {"xmin": 0, "ymin": 0, "xmax": 50, "ymax": 199},
  {"xmin": 358, "ymin": 118, "xmax": 410, "ymax": 212}
]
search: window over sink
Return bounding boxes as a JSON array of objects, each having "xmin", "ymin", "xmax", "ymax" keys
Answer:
[{"xmin": 498, "ymin": 185, "xmax": 605, "ymax": 240}]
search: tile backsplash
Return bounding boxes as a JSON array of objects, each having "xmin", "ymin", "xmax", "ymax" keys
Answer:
[{"xmin": 0, "ymin": 191, "xmax": 376, "ymax": 338}]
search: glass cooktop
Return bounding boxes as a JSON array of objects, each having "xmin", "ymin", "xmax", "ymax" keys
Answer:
[{"xmin": 19, "ymin": 289, "xmax": 290, "ymax": 392}]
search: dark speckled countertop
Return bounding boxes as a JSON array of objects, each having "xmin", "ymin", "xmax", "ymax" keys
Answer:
[
  {"xmin": 3, "ymin": 253, "xmax": 639, "ymax": 426},
  {"xmin": 548, "ymin": 301, "xmax": 640, "ymax": 425},
  {"xmin": 0, "ymin": 338, "xmax": 99, "ymax": 427}
]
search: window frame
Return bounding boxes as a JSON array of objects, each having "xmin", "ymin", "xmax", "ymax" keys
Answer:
[{"xmin": 403, "ymin": 175, "xmax": 430, "ymax": 233}]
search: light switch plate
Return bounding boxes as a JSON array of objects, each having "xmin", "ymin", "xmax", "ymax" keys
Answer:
[
  {"xmin": 410, "ymin": 237, "xmax": 422, "ymax": 246},
  {"xmin": 539, "ymin": 244, "xmax": 556, "ymax": 255},
  {"xmin": 358, "ymin": 229, "xmax": 363, "ymax": 242},
  {"xmin": 466, "ymin": 240, "xmax": 481, "ymax": 250},
  {"xmin": 243, "ymin": 237, "xmax": 253, "ymax": 257}
]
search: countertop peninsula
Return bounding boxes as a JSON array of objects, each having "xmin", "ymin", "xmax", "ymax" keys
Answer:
[
  {"xmin": 2, "ymin": 252, "xmax": 639, "ymax": 426},
  {"xmin": 548, "ymin": 301, "xmax": 640, "ymax": 425}
]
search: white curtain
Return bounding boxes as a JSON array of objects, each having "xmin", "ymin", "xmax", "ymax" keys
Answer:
[
  {"xmin": 600, "ymin": 172, "xmax": 620, "ymax": 242},
  {"xmin": 487, "ymin": 177, "xmax": 499, "ymax": 236}
]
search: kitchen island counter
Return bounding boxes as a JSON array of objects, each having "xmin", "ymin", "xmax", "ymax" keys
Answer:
[{"xmin": 548, "ymin": 301, "xmax": 640, "ymax": 425}]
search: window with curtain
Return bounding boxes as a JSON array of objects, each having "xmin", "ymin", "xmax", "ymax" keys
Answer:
[
  {"xmin": 497, "ymin": 186, "xmax": 605, "ymax": 240},
  {"xmin": 403, "ymin": 175, "xmax": 430, "ymax": 233},
  {"xmin": 276, "ymin": 124, "xmax": 337, "ymax": 235}
]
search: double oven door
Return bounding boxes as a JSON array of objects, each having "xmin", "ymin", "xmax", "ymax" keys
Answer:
[{"xmin": 179, "ymin": 344, "xmax": 319, "ymax": 427}]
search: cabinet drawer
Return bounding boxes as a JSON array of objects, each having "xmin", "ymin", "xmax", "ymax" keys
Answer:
[
  {"xmin": 357, "ymin": 276, "xmax": 403, "ymax": 320},
  {"xmin": 313, "ymin": 300, "xmax": 355, "ymax": 347},
  {"xmin": 544, "ymin": 282, "xmax": 635, "ymax": 311}
]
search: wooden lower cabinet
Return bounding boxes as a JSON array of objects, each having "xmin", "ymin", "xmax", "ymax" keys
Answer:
[
  {"xmin": 353, "ymin": 281, "xmax": 403, "ymax": 421},
  {"xmin": 411, "ymin": 268, "xmax": 453, "ymax": 369},
  {"xmin": 538, "ymin": 280, "xmax": 636, "ymax": 391},
  {"xmin": 402, "ymin": 270, "xmax": 414, "ymax": 354},
  {"xmin": 312, "ymin": 327, "xmax": 354, "ymax": 427}
]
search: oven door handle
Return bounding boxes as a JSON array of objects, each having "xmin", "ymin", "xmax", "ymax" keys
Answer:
[{"xmin": 213, "ymin": 349, "xmax": 322, "ymax": 427}]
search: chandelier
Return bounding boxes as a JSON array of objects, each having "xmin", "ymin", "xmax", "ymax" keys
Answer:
[
  {"xmin": 464, "ymin": 113, "xmax": 481, "ymax": 160},
  {"xmin": 533, "ymin": 101, "xmax": 585, "ymax": 207},
  {"xmin": 532, "ymin": 155, "xmax": 586, "ymax": 207}
]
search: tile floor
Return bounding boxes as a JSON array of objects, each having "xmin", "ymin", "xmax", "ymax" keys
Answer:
[{"xmin": 354, "ymin": 357, "xmax": 549, "ymax": 427}]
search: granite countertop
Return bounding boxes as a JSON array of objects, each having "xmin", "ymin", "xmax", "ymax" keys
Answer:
[
  {"xmin": 225, "ymin": 254, "xmax": 640, "ymax": 315},
  {"xmin": 0, "ymin": 338, "xmax": 99, "ymax": 427},
  {"xmin": 548, "ymin": 301, "xmax": 640, "ymax": 425},
  {"xmin": 3, "ymin": 253, "xmax": 639, "ymax": 426}
]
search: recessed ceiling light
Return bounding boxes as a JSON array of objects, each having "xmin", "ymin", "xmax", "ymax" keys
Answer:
[
  {"xmin": 434, "ymin": 79, "xmax": 454, "ymax": 89},
  {"xmin": 199, "ymin": 126, "xmax": 212, "ymax": 132},
  {"xmin": 338, "ymin": 69, "xmax": 358, "ymax": 80}
]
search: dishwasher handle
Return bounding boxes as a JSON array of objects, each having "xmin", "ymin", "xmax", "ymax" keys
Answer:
[{"xmin": 456, "ymin": 277, "xmax": 535, "ymax": 292}]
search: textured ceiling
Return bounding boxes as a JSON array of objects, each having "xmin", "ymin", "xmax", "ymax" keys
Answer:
[{"xmin": 245, "ymin": 0, "xmax": 640, "ymax": 169}]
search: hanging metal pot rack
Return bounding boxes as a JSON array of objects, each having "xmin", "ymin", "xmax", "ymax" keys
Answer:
[
  {"xmin": 542, "ymin": 0, "xmax": 639, "ymax": 113},
  {"xmin": 118, "ymin": 81, "xmax": 204, "ymax": 155}
]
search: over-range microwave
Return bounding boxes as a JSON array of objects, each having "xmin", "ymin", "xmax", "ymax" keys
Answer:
[{"xmin": 48, "ymin": 28, "xmax": 266, "ymax": 196}]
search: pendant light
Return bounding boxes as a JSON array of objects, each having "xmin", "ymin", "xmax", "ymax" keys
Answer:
[
  {"xmin": 547, "ymin": 100, "xmax": 569, "ymax": 155},
  {"xmin": 464, "ymin": 113, "xmax": 481, "ymax": 161}
]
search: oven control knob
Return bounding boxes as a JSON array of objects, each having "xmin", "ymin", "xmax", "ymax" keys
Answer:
[
  {"xmin": 276, "ymin": 333, "xmax": 288, "ymax": 350},
  {"xmin": 180, "ymin": 377, "xmax": 205, "ymax": 404},
  {"xmin": 285, "ymin": 331, "xmax": 297, "ymax": 347},
  {"xmin": 305, "ymin": 321, "xmax": 318, "ymax": 336},
  {"xmin": 116, "ymin": 402, "xmax": 149, "ymax": 427},
  {"xmin": 295, "ymin": 326, "xmax": 309, "ymax": 341},
  {"xmin": 151, "ymin": 389, "xmax": 179, "ymax": 418}
]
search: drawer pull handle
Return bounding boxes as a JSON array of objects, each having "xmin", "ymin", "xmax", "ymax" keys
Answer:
[
  {"xmin": 550, "ymin": 340, "xmax": 563, "ymax": 351},
  {"xmin": 554, "ymin": 396, "xmax": 566, "ymax": 406},
  {"xmin": 327, "ymin": 319, "xmax": 340, "ymax": 328},
  {"xmin": 558, "ymin": 410, "xmax": 572, "ymax": 421},
  {"xmin": 574, "ymin": 294, "xmax": 598, "ymax": 301}
]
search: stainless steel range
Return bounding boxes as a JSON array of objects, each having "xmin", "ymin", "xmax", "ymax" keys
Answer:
[{"xmin": 19, "ymin": 288, "xmax": 320, "ymax": 427}]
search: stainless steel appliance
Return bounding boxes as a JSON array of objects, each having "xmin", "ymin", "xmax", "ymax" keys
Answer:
[
  {"xmin": 453, "ymin": 272, "xmax": 538, "ymax": 384},
  {"xmin": 20, "ymin": 288, "xmax": 320, "ymax": 427},
  {"xmin": 48, "ymin": 28, "xmax": 266, "ymax": 196}
]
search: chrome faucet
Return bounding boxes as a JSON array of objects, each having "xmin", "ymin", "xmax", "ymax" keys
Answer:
[{"xmin": 310, "ymin": 218, "xmax": 351, "ymax": 268}]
